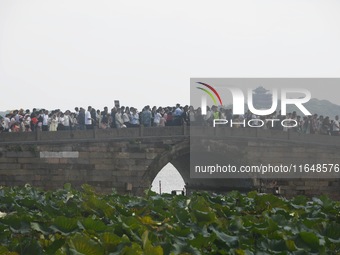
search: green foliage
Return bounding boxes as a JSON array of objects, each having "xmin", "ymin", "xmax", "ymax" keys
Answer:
[{"xmin": 0, "ymin": 185, "xmax": 340, "ymax": 254}]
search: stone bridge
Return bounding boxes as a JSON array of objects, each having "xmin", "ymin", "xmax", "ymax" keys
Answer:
[{"xmin": 0, "ymin": 126, "xmax": 339, "ymax": 198}]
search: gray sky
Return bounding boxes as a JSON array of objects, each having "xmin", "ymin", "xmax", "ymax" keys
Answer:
[{"xmin": 1, "ymin": 0, "xmax": 340, "ymax": 112}]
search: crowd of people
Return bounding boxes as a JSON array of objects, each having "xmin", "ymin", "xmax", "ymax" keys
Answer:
[
  {"xmin": 0, "ymin": 104, "xmax": 189, "ymax": 133},
  {"xmin": 190, "ymin": 106, "xmax": 340, "ymax": 136},
  {"xmin": 0, "ymin": 104, "xmax": 339, "ymax": 136}
]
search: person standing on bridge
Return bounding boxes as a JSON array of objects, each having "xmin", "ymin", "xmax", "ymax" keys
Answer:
[
  {"xmin": 49, "ymin": 114, "xmax": 58, "ymax": 131},
  {"xmin": 115, "ymin": 108, "xmax": 125, "ymax": 128},
  {"xmin": 85, "ymin": 106, "xmax": 93, "ymax": 130},
  {"xmin": 42, "ymin": 110, "xmax": 49, "ymax": 131},
  {"xmin": 0, "ymin": 116, "xmax": 4, "ymax": 133},
  {"xmin": 77, "ymin": 108, "xmax": 85, "ymax": 130},
  {"xmin": 173, "ymin": 103, "xmax": 183, "ymax": 126},
  {"xmin": 321, "ymin": 116, "xmax": 331, "ymax": 135},
  {"xmin": 100, "ymin": 107, "xmax": 109, "ymax": 129},
  {"xmin": 122, "ymin": 107, "xmax": 131, "ymax": 128},
  {"xmin": 63, "ymin": 110, "xmax": 71, "ymax": 131},
  {"xmin": 332, "ymin": 115, "xmax": 340, "ymax": 136},
  {"xmin": 130, "ymin": 108, "xmax": 140, "ymax": 127},
  {"xmin": 141, "ymin": 106, "xmax": 152, "ymax": 127},
  {"xmin": 90, "ymin": 108, "xmax": 97, "ymax": 129},
  {"xmin": 153, "ymin": 109, "xmax": 162, "ymax": 127},
  {"xmin": 3, "ymin": 114, "xmax": 10, "ymax": 132}
]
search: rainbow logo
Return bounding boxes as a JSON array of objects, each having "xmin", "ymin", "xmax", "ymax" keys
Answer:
[{"xmin": 196, "ymin": 82, "xmax": 223, "ymax": 106}]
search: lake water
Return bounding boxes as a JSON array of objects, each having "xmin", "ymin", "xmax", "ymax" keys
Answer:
[{"xmin": 151, "ymin": 163, "xmax": 185, "ymax": 194}]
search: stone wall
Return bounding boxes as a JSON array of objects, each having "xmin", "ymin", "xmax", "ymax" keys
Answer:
[
  {"xmin": 0, "ymin": 126, "xmax": 339, "ymax": 199},
  {"xmin": 190, "ymin": 126, "xmax": 340, "ymax": 200},
  {"xmin": 0, "ymin": 127, "xmax": 188, "ymax": 195}
]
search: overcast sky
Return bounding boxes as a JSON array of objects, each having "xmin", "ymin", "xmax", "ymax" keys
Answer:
[{"xmin": 0, "ymin": 0, "xmax": 340, "ymax": 112}]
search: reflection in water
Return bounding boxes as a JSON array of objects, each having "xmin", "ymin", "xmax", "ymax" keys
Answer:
[{"xmin": 151, "ymin": 163, "xmax": 185, "ymax": 194}]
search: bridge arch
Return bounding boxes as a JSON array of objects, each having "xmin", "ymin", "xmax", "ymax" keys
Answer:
[{"xmin": 141, "ymin": 139, "xmax": 190, "ymax": 189}]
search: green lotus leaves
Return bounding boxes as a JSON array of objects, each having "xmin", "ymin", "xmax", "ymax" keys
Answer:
[
  {"xmin": 80, "ymin": 217, "xmax": 108, "ymax": 233},
  {"xmin": 69, "ymin": 234, "xmax": 104, "ymax": 255},
  {"xmin": 0, "ymin": 246, "xmax": 18, "ymax": 255},
  {"xmin": 50, "ymin": 216, "xmax": 79, "ymax": 235},
  {"xmin": 0, "ymin": 185, "xmax": 340, "ymax": 254}
]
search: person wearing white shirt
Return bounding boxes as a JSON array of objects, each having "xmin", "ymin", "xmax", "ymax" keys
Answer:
[
  {"xmin": 115, "ymin": 108, "xmax": 125, "ymax": 128},
  {"xmin": 3, "ymin": 115, "xmax": 10, "ymax": 132},
  {"xmin": 63, "ymin": 111, "xmax": 71, "ymax": 130},
  {"xmin": 153, "ymin": 110, "xmax": 162, "ymax": 127},
  {"xmin": 85, "ymin": 106, "xmax": 93, "ymax": 129},
  {"xmin": 24, "ymin": 115, "xmax": 31, "ymax": 132},
  {"xmin": 42, "ymin": 110, "xmax": 49, "ymax": 131},
  {"xmin": 122, "ymin": 108, "xmax": 130, "ymax": 127}
]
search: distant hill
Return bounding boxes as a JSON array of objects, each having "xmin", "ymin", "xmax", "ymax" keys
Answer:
[
  {"xmin": 282, "ymin": 98, "xmax": 340, "ymax": 118},
  {"xmin": 225, "ymin": 98, "xmax": 340, "ymax": 118},
  {"xmin": 288, "ymin": 98, "xmax": 340, "ymax": 117}
]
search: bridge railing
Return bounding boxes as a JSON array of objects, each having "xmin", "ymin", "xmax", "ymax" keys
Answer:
[{"xmin": 0, "ymin": 126, "xmax": 339, "ymax": 145}]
